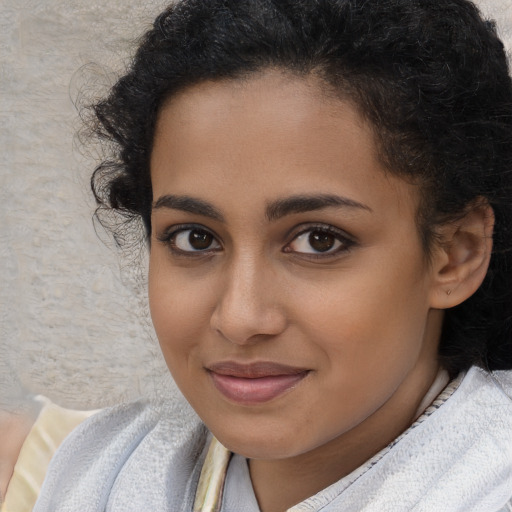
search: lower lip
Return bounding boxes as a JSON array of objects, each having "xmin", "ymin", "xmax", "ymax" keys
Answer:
[{"xmin": 209, "ymin": 371, "xmax": 309, "ymax": 405}]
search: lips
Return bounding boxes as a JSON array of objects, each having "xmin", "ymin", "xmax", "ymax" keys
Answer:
[{"xmin": 207, "ymin": 362, "xmax": 309, "ymax": 405}]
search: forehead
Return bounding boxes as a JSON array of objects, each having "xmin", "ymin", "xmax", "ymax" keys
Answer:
[{"xmin": 150, "ymin": 70, "xmax": 418, "ymax": 219}]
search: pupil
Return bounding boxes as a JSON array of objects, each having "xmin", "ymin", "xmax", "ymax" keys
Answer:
[
  {"xmin": 189, "ymin": 230, "xmax": 212, "ymax": 250},
  {"xmin": 309, "ymin": 231, "xmax": 335, "ymax": 252}
]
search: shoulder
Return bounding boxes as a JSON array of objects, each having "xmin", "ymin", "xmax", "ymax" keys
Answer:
[
  {"xmin": 34, "ymin": 398, "xmax": 208, "ymax": 512},
  {"xmin": 488, "ymin": 368, "xmax": 512, "ymax": 398},
  {"xmin": 416, "ymin": 367, "xmax": 512, "ymax": 511},
  {"xmin": 317, "ymin": 367, "xmax": 512, "ymax": 512},
  {"xmin": 395, "ymin": 367, "xmax": 512, "ymax": 510},
  {"xmin": 453, "ymin": 366, "xmax": 512, "ymax": 428},
  {"xmin": 416, "ymin": 365, "xmax": 512, "ymax": 431}
]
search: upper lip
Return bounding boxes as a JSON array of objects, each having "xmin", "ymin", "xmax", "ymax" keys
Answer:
[{"xmin": 207, "ymin": 361, "xmax": 309, "ymax": 378}]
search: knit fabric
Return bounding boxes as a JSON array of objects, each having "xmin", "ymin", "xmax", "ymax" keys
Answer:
[{"xmin": 34, "ymin": 366, "xmax": 512, "ymax": 512}]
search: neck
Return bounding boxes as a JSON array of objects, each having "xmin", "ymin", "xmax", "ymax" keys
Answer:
[{"xmin": 248, "ymin": 359, "xmax": 443, "ymax": 512}]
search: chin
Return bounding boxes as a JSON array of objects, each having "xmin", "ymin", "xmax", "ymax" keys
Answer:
[{"xmin": 209, "ymin": 424, "xmax": 310, "ymax": 460}]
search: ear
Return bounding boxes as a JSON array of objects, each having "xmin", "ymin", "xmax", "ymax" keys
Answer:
[{"xmin": 429, "ymin": 201, "xmax": 494, "ymax": 309}]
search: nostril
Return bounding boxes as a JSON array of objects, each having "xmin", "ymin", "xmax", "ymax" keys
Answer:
[{"xmin": 210, "ymin": 301, "xmax": 287, "ymax": 346}]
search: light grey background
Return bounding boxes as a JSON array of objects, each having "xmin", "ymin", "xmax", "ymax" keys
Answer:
[{"xmin": 1, "ymin": 0, "xmax": 510, "ymax": 409}]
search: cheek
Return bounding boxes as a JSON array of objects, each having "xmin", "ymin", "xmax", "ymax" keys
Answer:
[
  {"xmin": 295, "ymin": 254, "xmax": 430, "ymax": 375},
  {"xmin": 288, "ymin": 279, "xmax": 431, "ymax": 437},
  {"xmin": 148, "ymin": 257, "xmax": 213, "ymax": 368}
]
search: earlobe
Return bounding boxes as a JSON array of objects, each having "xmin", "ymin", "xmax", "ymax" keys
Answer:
[{"xmin": 429, "ymin": 202, "xmax": 494, "ymax": 309}]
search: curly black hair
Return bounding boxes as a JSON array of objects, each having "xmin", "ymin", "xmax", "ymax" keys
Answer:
[{"xmin": 91, "ymin": 0, "xmax": 512, "ymax": 375}]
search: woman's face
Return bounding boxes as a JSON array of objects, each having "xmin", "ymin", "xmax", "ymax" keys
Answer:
[{"xmin": 149, "ymin": 71, "xmax": 443, "ymax": 460}]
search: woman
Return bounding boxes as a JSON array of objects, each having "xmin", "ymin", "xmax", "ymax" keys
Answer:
[{"xmin": 35, "ymin": 0, "xmax": 512, "ymax": 510}]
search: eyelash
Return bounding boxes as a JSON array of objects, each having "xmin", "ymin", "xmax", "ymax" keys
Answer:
[
  {"xmin": 156, "ymin": 224, "xmax": 221, "ymax": 257},
  {"xmin": 156, "ymin": 223, "xmax": 356, "ymax": 259},
  {"xmin": 283, "ymin": 224, "xmax": 355, "ymax": 259}
]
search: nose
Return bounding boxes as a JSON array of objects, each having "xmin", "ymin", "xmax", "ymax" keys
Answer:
[{"xmin": 210, "ymin": 255, "xmax": 287, "ymax": 345}]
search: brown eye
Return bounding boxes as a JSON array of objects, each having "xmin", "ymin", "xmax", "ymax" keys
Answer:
[
  {"xmin": 172, "ymin": 228, "xmax": 221, "ymax": 252},
  {"xmin": 309, "ymin": 231, "xmax": 336, "ymax": 252},
  {"xmin": 286, "ymin": 226, "xmax": 353, "ymax": 257},
  {"xmin": 189, "ymin": 230, "xmax": 214, "ymax": 250}
]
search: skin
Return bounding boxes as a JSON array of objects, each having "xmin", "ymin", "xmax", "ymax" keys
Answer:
[{"xmin": 148, "ymin": 70, "xmax": 492, "ymax": 512}]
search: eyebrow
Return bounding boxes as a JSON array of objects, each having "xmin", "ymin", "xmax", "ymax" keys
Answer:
[
  {"xmin": 152, "ymin": 193, "xmax": 372, "ymax": 222},
  {"xmin": 152, "ymin": 195, "xmax": 225, "ymax": 221},
  {"xmin": 265, "ymin": 194, "xmax": 372, "ymax": 221}
]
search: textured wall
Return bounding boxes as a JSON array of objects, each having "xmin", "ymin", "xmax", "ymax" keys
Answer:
[
  {"xmin": 0, "ymin": 0, "xmax": 511, "ymax": 409},
  {"xmin": 0, "ymin": 0, "xmax": 174, "ymax": 409}
]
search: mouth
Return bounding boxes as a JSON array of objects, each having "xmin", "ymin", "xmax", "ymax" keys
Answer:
[{"xmin": 206, "ymin": 361, "xmax": 310, "ymax": 405}]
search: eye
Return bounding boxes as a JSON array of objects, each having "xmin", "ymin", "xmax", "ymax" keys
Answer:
[
  {"xmin": 158, "ymin": 226, "xmax": 221, "ymax": 254},
  {"xmin": 285, "ymin": 226, "xmax": 354, "ymax": 256}
]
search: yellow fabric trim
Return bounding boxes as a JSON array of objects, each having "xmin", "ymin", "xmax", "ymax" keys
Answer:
[
  {"xmin": 1, "ymin": 397, "xmax": 97, "ymax": 512},
  {"xmin": 193, "ymin": 437, "xmax": 232, "ymax": 512}
]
